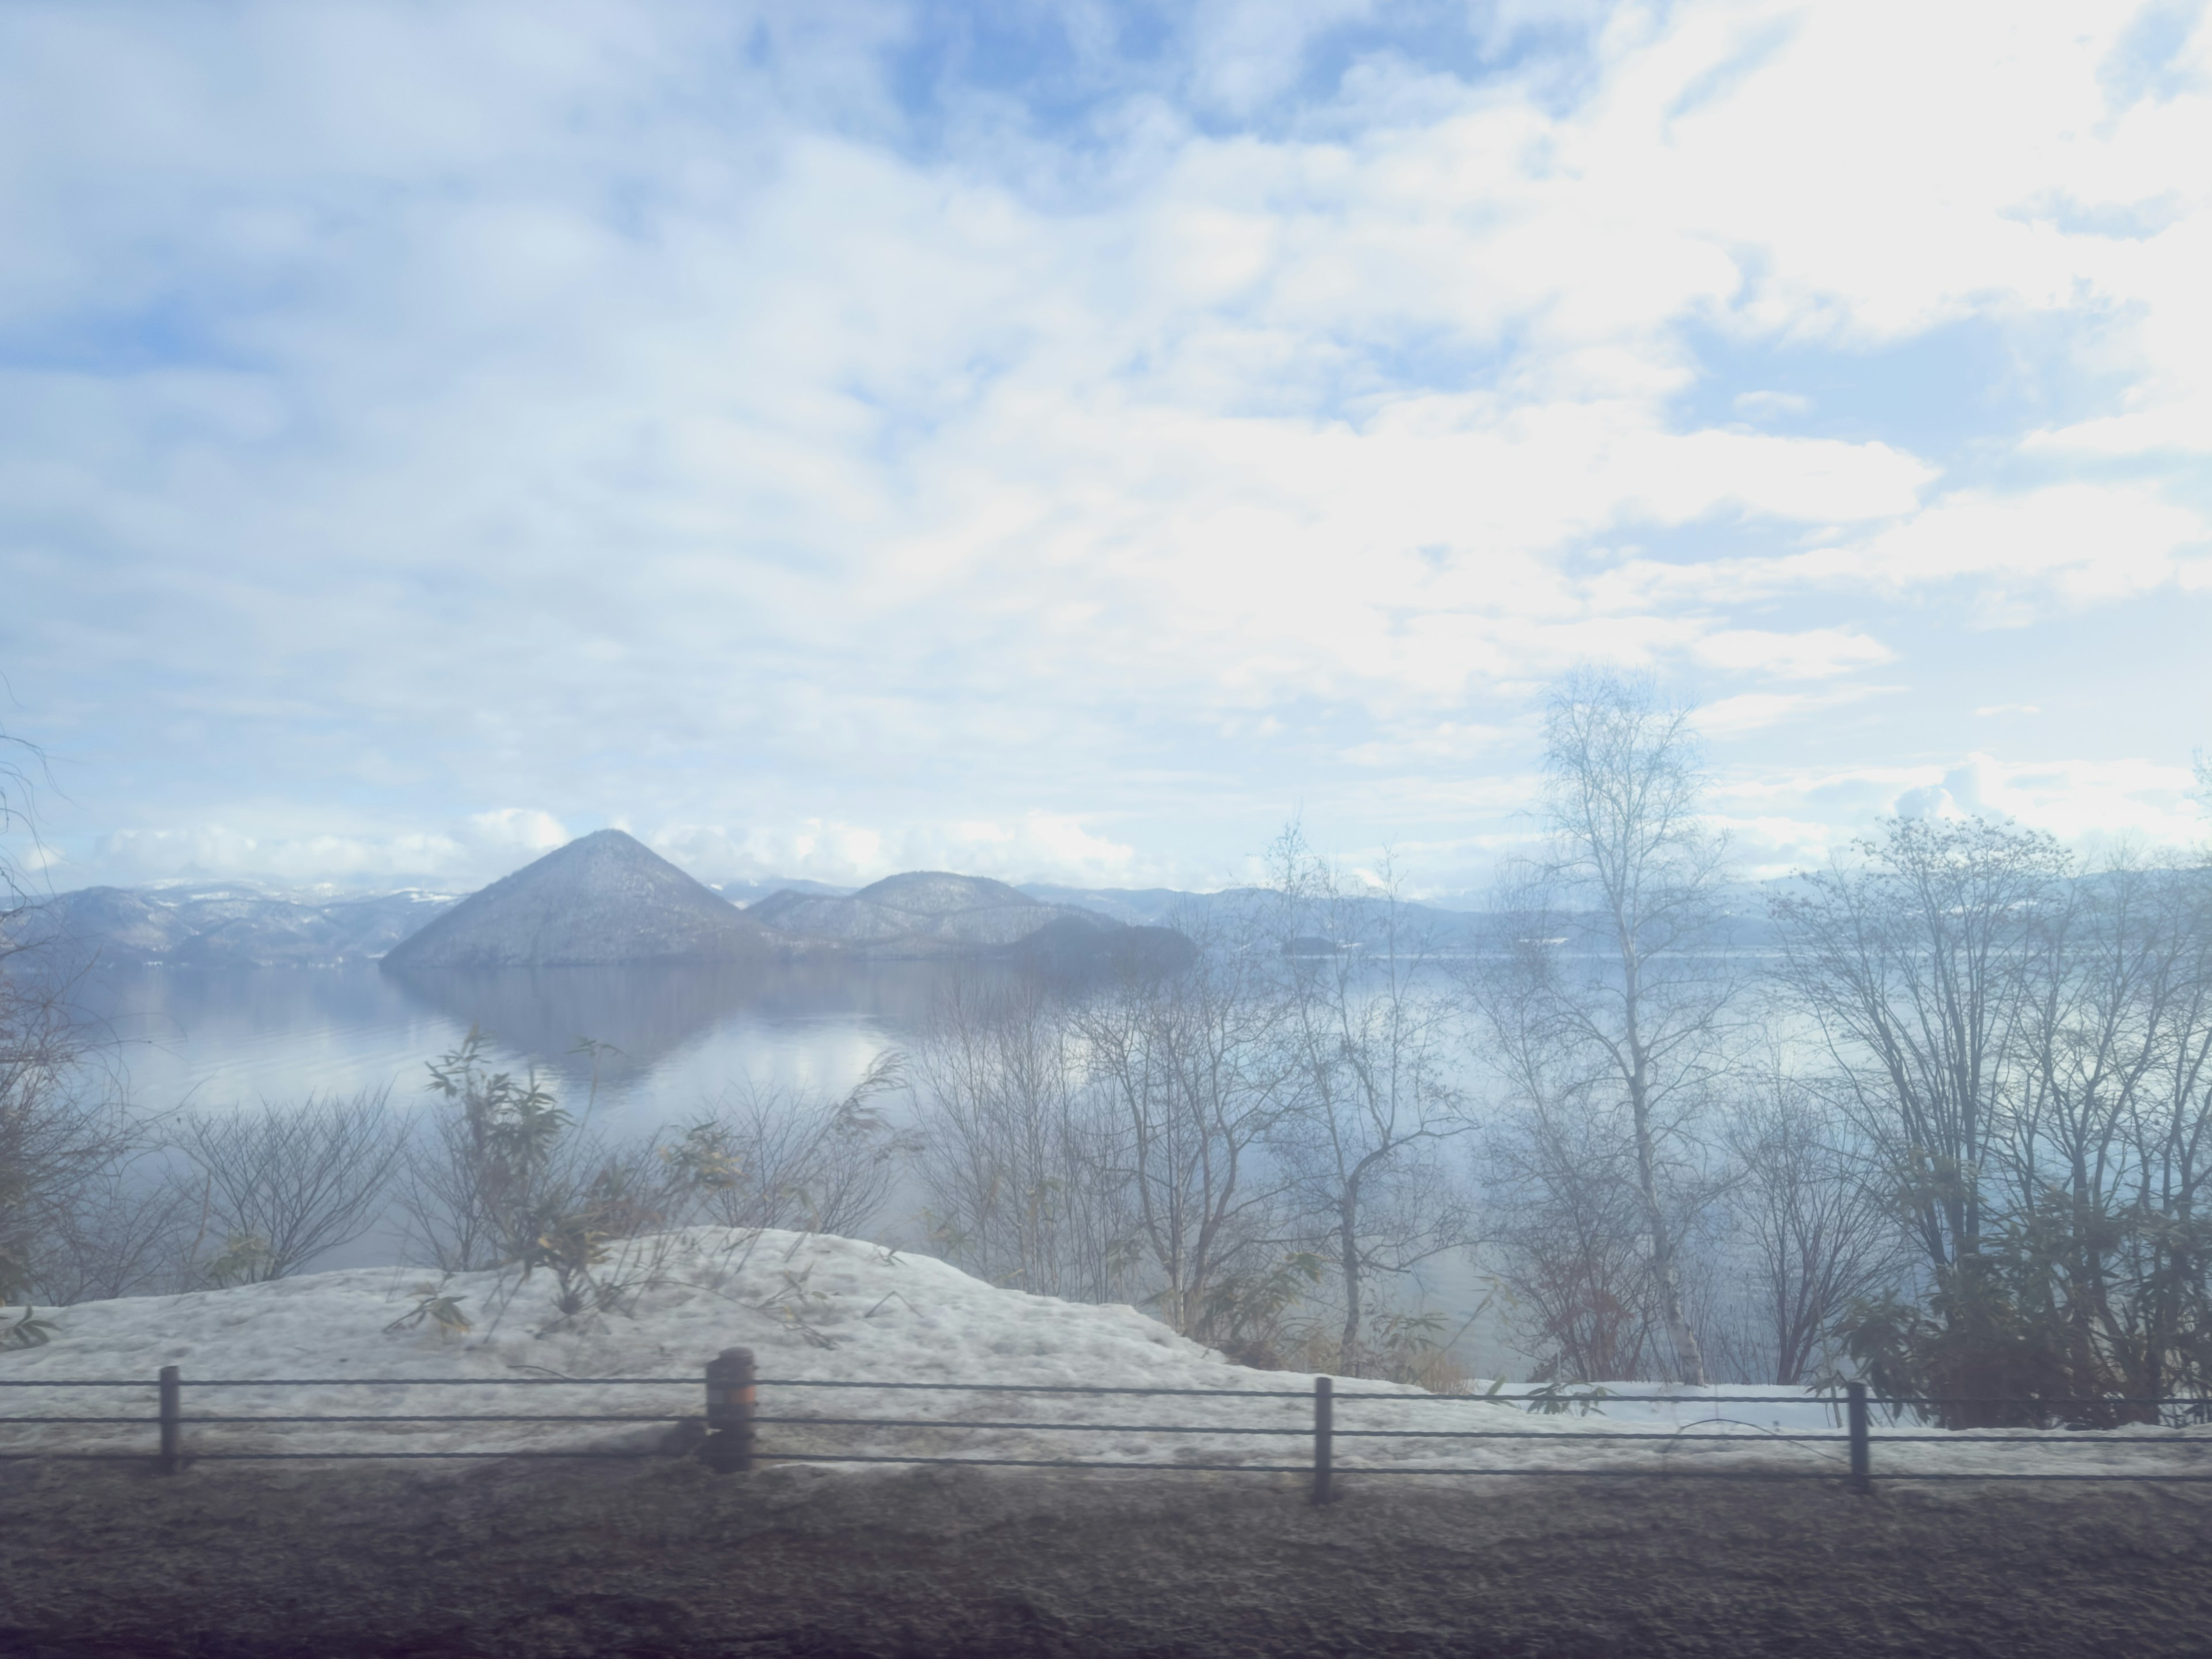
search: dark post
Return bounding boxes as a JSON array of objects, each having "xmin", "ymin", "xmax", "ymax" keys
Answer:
[
  {"xmin": 1846, "ymin": 1380, "xmax": 1870, "ymax": 1494},
  {"xmin": 703, "ymin": 1347, "xmax": 756, "ymax": 1474},
  {"xmin": 157, "ymin": 1365, "xmax": 181, "ymax": 1475},
  {"xmin": 1312, "ymin": 1375, "xmax": 1334, "ymax": 1506}
]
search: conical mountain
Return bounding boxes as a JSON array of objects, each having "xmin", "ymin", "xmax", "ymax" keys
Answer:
[{"xmin": 381, "ymin": 830, "xmax": 777, "ymax": 969}]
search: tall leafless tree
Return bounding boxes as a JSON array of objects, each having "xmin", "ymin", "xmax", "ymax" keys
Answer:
[
  {"xmin": 1481, "ymin": 1071, "xmax": 1662, "ymax": 1382},
  {"xmin": 2110, "ymin": 859, "xmax": 2212, "ymax": 1399},
  {"xmin": 1721, "ymin": 1048, "xmax": 1903, "ymax": 1384},
  {"xmin": 914, "ymin": 968, "xmax": 1130, "ymax": 1299},
  {"xmin": 1760, "ymin": 817, "xmax": 2212, "ymax": 1423},
  {"xmin": 1077, "ymin": 910, "xmax": 1295, "ymax": 1338},
  {"xmin": 1465, "ymin": 671, "xmax": 1734, "ymax": 1384},
  {"xmin": 1, "ymin": 719, "xmax": 48, "ymax": 917},
  {"xmin": 0, "ymin": 725, "xmax": 166, "ymax": 1307},
  {"xmin": 1771, "ymin": 816, "xmax": 2066, "ymax": 1282},
  {"xmin": 0, "ymin": 965, "xmax": 137, "ymax": 1305},
  {"xmin": 2001, "ymin": 853, "xmax": 2212, "ymax": 1403},
  {"xmin": 1267, "ymin": 828, "xmax": 1475, "ymax": 1370}
]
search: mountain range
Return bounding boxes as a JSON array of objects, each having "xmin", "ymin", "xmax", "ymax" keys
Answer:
[
  {"xmin": 7, "ymin": 834, "xmax": 1538, "ymax": 972},
  {"xmin": 753, "ymin": 872, "xmax": 1109, "ymax": 951},
  {"xmin": 5, "ymin": 881, "xmax": 457, "ymax": 970}
]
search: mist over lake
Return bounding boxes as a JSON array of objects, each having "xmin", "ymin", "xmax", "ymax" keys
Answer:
[
  {"xmin": 78, "ymin": 961, "xmax": 930, "ymax": 1139},
  {"xmin": 62, "ymin": 952, "xmax": 1516, "ymax": 1367}
]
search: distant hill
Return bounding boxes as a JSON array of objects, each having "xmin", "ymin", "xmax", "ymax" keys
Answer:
[
  {"xmin": 1014, "ymin": 883, "xmax": 1195, "ymax": 925},
  {"xmin": 751, "ymin": 870, "xmax": 1193, "ymax": 968},
  {"xmin": 5, "ymin": 882, "xmax": 456, "ymax": 969},
  {"xmin": 1015, "ymin": 882, "xmax": 1495, "ymax": 950},
  {"xmin": 9, "ymin": 860, "xmax": 1662, "ymax": 979},
  {"xmin": 752, "ymin": 871, "xmax": 1105, "ymax": 953},
  {"xmin": 711, "ymin": 876, "xmax": 855, "ymax": 907},
  {"xmin": 381, "ymin": 830, "xmax": 779, "ymax": 970}
]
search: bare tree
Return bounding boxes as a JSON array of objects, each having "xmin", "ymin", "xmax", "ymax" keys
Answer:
[
  {"xmin": 1482, "ymin": 1076, "xmax": 1661, "ymax": 1382},
  {"xmin": 914, "ymin": 969, "xmax": 1130, "ymax": 1299},
  {"xmin": 177, "ymin": 1090, "xmax": 408, "ymax": 1282},
  {"xmin": 1267, "ymin": 828, "xmax": 1475, "ymax": 1370},
  {"xmin": 1775, "ymin": 830, "xmax": 2212, "ymax": 1421},
  {"xmin": 0, "ymin": 968, "xmax": 136, "ymax": 1305},
  {"xmin": 1464, "ymin": 671, "xmax": 1734, "ymax": 1384},
  {"xmin": 1767, "ymin": 816, "xmax": 2124, "ymax": 1424},
  {"xmin": 21, "ymin": 1156, "xmax": 199, "ymax": 1305},
  {"xmin": 1, "ymin": 718, "xmax": 49, "ymax": 916},
  {"xmin": 680, "ymin": 1050, "xmax": 911, "ymax": 1239},
  {"xmin": 1721, "ymin": 1051, "xmax": 1902, "ymax": 1384},
  {"xmin": 2002, "ymin": 853, "xmax": 2212, "ymax": 1405},
  {"xmin": 2108, "ymin": 859, "xmax": 2212, "ymax": 1400},
  {"xmin": 1077, "ymin": 911, "xmax": 1294, "ymax": 1338},
  {"xmin": 1772, "ymin": 816, "xmax": 2066, "ymax": 1283},
  {"xmin": 0, "ymin": 724, "xmax": 139, "ymax": 1306}
]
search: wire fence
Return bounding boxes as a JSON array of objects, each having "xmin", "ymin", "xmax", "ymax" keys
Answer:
[{"xmin": 6, "ymin": 1351, "xmax": 2211, "ymax": 1501}]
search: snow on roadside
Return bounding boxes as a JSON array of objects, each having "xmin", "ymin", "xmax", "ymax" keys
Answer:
[{"xmin": 4, "ymin": 1227, "xmax": 2207, "ymax": 1482}]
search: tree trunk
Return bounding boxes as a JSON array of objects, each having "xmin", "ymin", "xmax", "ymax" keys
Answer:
[
  {"xmin": 1628, "ymin": 1054, "xmax": 1706, "ymax": 1387},
  {"xmin": 1338, "ymin": 1193, "xmax": 1362, "ymax": 1372}
]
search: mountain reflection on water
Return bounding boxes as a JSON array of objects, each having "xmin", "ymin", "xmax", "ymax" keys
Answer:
[
  {"xmin": 382, "ymin": 960, "xmax": 953, "ymax": 1077},
  {"xmin": 63, "ymin": 956, "xmax": 1508, "ymax": 1358},
  {"xmin": 77, "ymin": 959, "xmax": 980, "ymax": 1134}
]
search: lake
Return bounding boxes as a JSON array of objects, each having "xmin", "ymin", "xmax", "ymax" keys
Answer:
[
  {"xmin": 79, "ymin": 961, "xmax": 931, "ymax": 1134},
  {"xmin": 62, "ymin": 959, "xmax": 1519, "ymax": 1374}
]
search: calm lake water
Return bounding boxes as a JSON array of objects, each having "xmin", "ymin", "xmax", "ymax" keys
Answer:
[
  {"xmin": 68, "ymin": 959, "xmax": 1518, "ymax": 1372},
  {"xmin": 80, "ymin": 961, "xmax": 930, "ymax": 1136}
]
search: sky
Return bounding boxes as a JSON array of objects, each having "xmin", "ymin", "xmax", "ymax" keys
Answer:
[{"xmin": 2, "ymin": 0, "xmax": 2208, "ymax": 899}]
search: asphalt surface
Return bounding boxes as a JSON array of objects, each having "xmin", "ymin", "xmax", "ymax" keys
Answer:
[{"xmin": 5, "ymin": 1456, "xmax": 2209, "ymax": 1657}]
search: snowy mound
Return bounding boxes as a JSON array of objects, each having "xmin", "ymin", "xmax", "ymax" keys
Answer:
[
  {"xmin": 2, "ymin": 1230, "xmax": 1347, "ymax": 1464},
  {"xmin": 5, "ymin": 1230, "xmax": 2206, "ymax": 1480},
  {"xmin": 2, "ymin": 1229, "xmax": 1220, "ymax": 1389}
]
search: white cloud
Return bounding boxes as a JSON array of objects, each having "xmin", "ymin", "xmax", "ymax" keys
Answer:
[
  {"xmin": 1713, "ymin": 751, "xmax": 2207, "ymax": 868},
  {"xmin": 1731, "ymin": 390, "xmax": 1810, "ymax": 419},
  {"xmin": 1692, "ymin": 628, "xmax": 1892, "ymax": 679},
  {"xmin": 649, "ymin": 812, "xmax": 1141, "ymax": 888},
  {"xmin": 2, "ymin": 0, "xmax": 2208, "ymax": 888},
  {"xmin": 1693, "ymin": 681, "xmax": 1889, "ymax": 737},
  {"xmin": 1804, "ymin": 485, "xmax": 2211, "ymax": 611},
  {"xmin": 462, "ymin": 809, "xmax": 570, "ymax": 855}
]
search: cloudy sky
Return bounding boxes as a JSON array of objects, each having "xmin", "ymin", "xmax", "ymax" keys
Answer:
[{"xmin": 2, "ymin": 0, "xmax": 2207, "ymax": 897}]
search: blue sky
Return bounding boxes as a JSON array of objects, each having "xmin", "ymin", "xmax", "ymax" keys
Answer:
[{"xmin": 2, "ymin": 0, "xmax": 2207, "ymax": 896}]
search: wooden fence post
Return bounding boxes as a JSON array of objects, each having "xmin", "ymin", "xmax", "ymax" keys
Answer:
[
  {"xmin": 1312, "ymin": 1375, "xmax": 1334, "ymax": 1506},
  {"xmin": 158, "ymin": 1365, "xmax": 181, "ymax": 1474},
  {"xmin": 1846, "ymin": 1381, "xmax": 1871, "ymax": 1494},
  {"xmin": 703, "ymin": 1347, "xmax": 755, "ymax": 1474}
]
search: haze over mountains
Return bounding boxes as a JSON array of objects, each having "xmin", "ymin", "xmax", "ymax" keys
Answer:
[
  {"xmin": 5, "ymin": 834, "xmax": 1816, "ymax": 972},
  {"xmin": 753, "ymin": 873, "xmax": 1117, "ymax": 952},
  {"xmin": 7, "ymin": 831, "xmax": 1234, "ymax": 970},
  {"xmin": 7, "ymin": 882, "xmax": 456, "ymax": 969}
]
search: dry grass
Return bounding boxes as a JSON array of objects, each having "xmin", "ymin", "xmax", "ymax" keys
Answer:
[{"xmin": 1271, "ymin": 1326, "xmax": 1476, "ymax": 1395}]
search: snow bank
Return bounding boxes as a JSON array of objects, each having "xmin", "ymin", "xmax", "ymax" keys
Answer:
[{"xmin": 5, "ymin": 1228, "xmax": 2207, "ymax": 1482}]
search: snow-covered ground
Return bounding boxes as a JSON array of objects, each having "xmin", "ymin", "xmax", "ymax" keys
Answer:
[{"xmin": 5, "ymin": 1227, "xmax": 2207, "ymax": 1482}]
